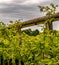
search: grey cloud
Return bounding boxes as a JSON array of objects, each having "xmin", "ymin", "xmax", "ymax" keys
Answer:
[
  {"xmin": 0, "ymin": 0, "xmax": 59, "ymax": 23},
  {"xmin": 0, "ymin": 2, "xmax": 41, "ymax": 22}
]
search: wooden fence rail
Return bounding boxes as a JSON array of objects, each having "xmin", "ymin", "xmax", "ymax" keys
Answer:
[{"xmin": 21, "ymin": 12, "xmax": 59, "ymax": 28}]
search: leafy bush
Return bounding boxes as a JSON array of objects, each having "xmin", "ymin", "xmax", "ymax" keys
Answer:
[{"xmin": 0, "ymin": 22, "xmax": 59, "ymax": 65}]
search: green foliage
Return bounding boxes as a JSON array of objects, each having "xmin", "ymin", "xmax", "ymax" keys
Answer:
[
  {"xmin": 38, "ymin": 3, "xmax": 58, "ymax": 15},
  {"xmin": 22, "ymin": 29, "xmax": 39, "ymax": 36},
  {"xmin": 38, "ymin": 3, "xmax": 58, "ymax": 30},
  {"xmin": 0, "ymin": 21, "xmax": 59, "ymax": 65},
  {"xmin": 21, "ymin": 30, "xmax": 59, "ymax": 65},
  {"xmin": 0, "ymin": 3, "xmax": 59, "ymax": 65}
]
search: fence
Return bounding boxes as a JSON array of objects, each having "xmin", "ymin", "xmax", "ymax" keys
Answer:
[{"xmin": 21, "ymin": 12, "xmax": 59, "ymax": 30}]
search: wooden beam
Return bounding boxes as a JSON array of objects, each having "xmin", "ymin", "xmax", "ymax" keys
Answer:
[{"xmin": 21, "ymin": 12, "xmax": 59, "ymax": 28}]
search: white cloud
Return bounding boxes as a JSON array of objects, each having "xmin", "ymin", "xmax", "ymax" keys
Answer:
[
  {"xmin": 20, "ymin": 0, "xmax": 51, "ymax": 5},
  {"xmin": 0, "ymin": 0, "xmax": 13, "ymax": 3}
]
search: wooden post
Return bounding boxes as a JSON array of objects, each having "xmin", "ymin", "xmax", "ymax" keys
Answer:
[
  {"xmin": 45, "ymin": 21, "xmax": 53, "ymax": 30},
  {"xmin": 19, "ymin": 27, "xmax": 22, "ymax": 45},
  {"xmin": 18, "ymin": 24, "xmax": 24, "ymax": 65}
]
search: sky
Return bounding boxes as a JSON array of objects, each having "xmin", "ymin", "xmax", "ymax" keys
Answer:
[{"xmin": 0, "ymin": 0, "xmax": 59, "ymax": 31}]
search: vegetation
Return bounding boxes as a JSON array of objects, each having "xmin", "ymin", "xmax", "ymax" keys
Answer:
[
  {"xmin": 38, "ymin": 3, "xmax": 58, "ymax": 16},
  {"xmin": 38, "ymin": 3, "xmax": 58, "ymax": 30},
  {"xmin": 0, "ymin": 22, "xmax": 59, "ymax": 65},
  {"xmin": 22, "ymin": 29, "xmax": 39, "ymax": 36},
  {"xmin": 0, "ymin": 3, "xmax": 59, "ymax": 65}
]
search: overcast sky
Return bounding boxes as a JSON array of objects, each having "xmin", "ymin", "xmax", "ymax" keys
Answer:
[{"xmin": 0, "ymin": 0, "xmax": 59, "ymax": 30}]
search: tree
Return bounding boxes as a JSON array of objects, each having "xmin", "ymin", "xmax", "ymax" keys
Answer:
[
  {"xmin": 38, "ymin": 3, "xmax": 58, "ymax": 30},
  {"xmin": 22, "ymin": 29, "xmax": 39, "ymax": 36}
]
